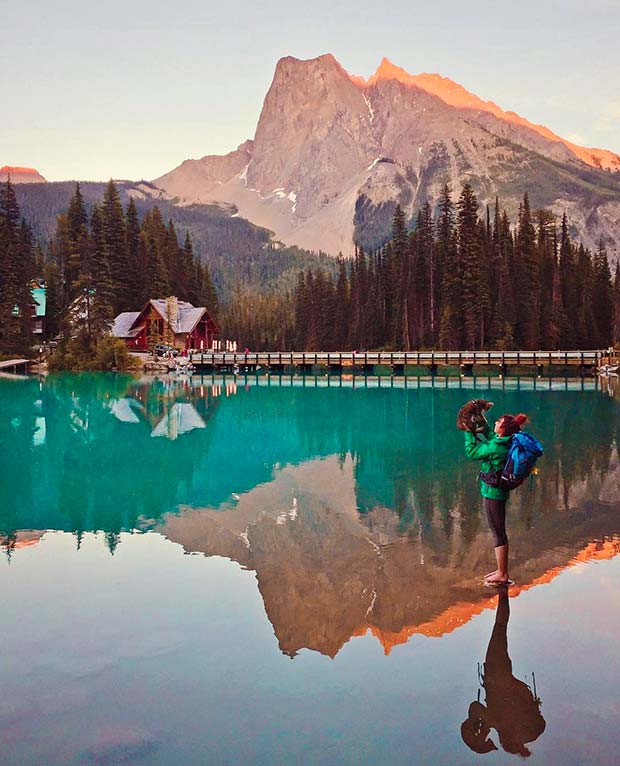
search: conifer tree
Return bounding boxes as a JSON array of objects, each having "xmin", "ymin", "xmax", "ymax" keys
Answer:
[
  {"xmin": 0, "ymin": 179, "xmax": 36, "ymax": 353},
  {"xmin": 387, "ymin": 206, "xmax": 408, "ymax": 347},
  {"xmin": 333, "ymin": 259, "xmax": 349, "ymax": 349},
  {"xmin": 65, "ymin": 183, "xmax": 89, "ymax": 290},
  {"xmin": 515, "ymin": 193, "xmax": 540, "ymax": 348},
  {"xmin": 147, "ymin": 234, "xmax": 170, "ymax": 299},
  {"xmin": 537, "ymin": 209, "xmax": 557, "ymax": 348},
  {"xmin": 612, "ymin": 263, "xmax": 620, "ymax": 347},
  {"xmin": 547, "ymin": 227, "xmax": 565, "ymax": 350},
  {"xmin": 176, "ymin": 231, "xmax": 194, "ymax": 302},
  {"xmin": 43, "ymin": 259, "xmax": 63, "ymax": 340},
  {"xmin": 294, "ymin": 270, "xmax": 308, "ymax": 349},
  {"xmin": 414, "ymin": 203, "xmax": 433, "ymax": 346},
  {"xmin": 575, "ymin": 244, "xmax": 597, "ymax": 348},
  {"xmin": 437, "ymin": 185, "xmax": 460, "ymax": 349},
  {"xmin": 101, "ymin": 180, "xmax": 128, "ymax": 312},
  {"xmin": 457, "ymin": 184, "xmax": 484, "ymax": 349},
  {"xmin": 125, "ymin": 197, "xmax": 142, "ymax": 307},
  {"xmin": 592, "ymin": 239, "xmax": 613, "ymax": 346},
  {"xmin": 559, "ymin": 213, "xmax": 577, "ymax": 347}
]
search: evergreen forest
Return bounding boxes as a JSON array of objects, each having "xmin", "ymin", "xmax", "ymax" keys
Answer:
[
  {"xmin": 2, "ymin": 178, "xmax": 620, "ymax": 357},
  {"xmin": 277, "ymin": 185, "xmax": 620, "ymax": 352}
]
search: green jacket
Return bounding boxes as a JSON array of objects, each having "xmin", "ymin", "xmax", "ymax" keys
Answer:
[{"xmin": 464, "ymin": 423, "xmax": 512, "ymax": 500}]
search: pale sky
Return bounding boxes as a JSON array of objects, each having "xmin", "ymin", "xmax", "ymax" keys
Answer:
[{"xmin": 3, "ymin": 0, "xmax": 619, "ymax": 181}]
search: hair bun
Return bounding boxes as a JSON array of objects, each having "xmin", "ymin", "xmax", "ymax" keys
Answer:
[{"xmin": 515, "ymin": 413, "xmax": 528, "ymax": 426}]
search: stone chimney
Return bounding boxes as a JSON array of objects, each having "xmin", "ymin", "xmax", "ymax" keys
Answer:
[{"xmin": 165, "ymin": 296, "xmax": 179, "ymax": 328}]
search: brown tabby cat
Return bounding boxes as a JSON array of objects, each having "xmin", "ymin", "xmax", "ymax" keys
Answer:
[{"xmin": 456, "ymin": 399, "xmax": 494, "ymax": 434}]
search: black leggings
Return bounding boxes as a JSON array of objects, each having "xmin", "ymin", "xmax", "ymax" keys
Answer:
[{"xmin": 483, "ymin": 497, "xmax": 508, "ymax": 547}]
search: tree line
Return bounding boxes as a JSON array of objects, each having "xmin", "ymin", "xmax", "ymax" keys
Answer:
[
  {"xmin": 44, "ymin": 180, "xmax": 219, "ymax": 340},
  {"xmin": 3, "ymin": 176, "xmax": 620, "ymax": 357},
  {"xmin": 0, "ymin": 180, "xmax": 38, "ymax": 354},
  {"xmin": 283, "ymin": 184, "xmax": 620, "ymax": 352},
  {"xmin": 0, "ymin": 177, "xmax": 220, "ymax": 360}
]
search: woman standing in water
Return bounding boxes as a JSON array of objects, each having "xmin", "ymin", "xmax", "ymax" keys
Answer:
[{"xmin": 459, "ymin": 401, "xmax": 528, "ymax": 585}]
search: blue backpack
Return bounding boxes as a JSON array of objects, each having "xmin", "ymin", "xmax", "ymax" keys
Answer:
[{"xmin": 480, "ymin": 432, "xmax": 544, "ymax": 491}]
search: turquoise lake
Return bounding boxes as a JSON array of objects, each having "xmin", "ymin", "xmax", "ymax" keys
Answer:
[{"xmin": 1, "ymin": 372, "xmax": 620, "ymax": 765}]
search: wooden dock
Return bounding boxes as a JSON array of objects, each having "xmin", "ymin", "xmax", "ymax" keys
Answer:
[
  {"xmin": 0, "ymin": 358, "xmax": 30, "ymax": 373},
  {"xmin": 188, "ymin": 349, "xmax": 610, "ymax": 374}
]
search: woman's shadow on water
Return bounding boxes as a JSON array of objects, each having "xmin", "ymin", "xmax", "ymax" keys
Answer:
[{"xmin": 461, "ymin": 589, "xmax": 546, "ymax": 758}]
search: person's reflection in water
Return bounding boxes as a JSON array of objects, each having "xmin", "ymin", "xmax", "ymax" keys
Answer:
[{"xmin": 461, "ymin": 589, "xmax": 546, "ymax": 757}]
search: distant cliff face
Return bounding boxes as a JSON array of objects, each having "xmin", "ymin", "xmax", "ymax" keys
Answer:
[
  {"xmin": 155, "ymin": 54, "xmax": 620, "ymax": 256},
  {"xmin": 1, "ymin": 165, "xmax": 46, "ymax": 184}
]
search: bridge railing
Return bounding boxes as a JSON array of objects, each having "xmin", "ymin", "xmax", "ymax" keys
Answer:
[{"xmin": 188, "ymin": 349, "xmax": 610, "ymax": 366}]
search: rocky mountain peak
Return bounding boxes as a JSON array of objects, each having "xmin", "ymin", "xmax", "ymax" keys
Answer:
[
  {"xmin": 154, "ymin": 55, "xmax": 620, "ymax": 256},
  {"xmin": 0, "ymin": 166, "xmax": 46, "ymax": 184}
]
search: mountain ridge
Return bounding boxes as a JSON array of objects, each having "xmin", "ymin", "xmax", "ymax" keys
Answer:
[{"xmin": 155, "ymin": 54, "xmax": 620, "ymax": 256}]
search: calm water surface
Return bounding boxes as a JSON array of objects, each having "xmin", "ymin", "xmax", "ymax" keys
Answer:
[{"xmin": 1, "ymin": 373, "xmax": 620, "ymax": 766}]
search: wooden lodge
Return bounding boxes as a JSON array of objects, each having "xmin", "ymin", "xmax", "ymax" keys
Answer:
[{"xmin": 111, "ymin": 296, "xmax": 219, "ymax": 352}]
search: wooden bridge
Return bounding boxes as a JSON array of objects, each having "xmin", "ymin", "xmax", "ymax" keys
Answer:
[
  {"xmin": 188, "ymin": 349, "xmax": 611, "ymax": 374},
  {"xmin": 0, "ymin": 358, "xmax": 30, "ymax": 373}
]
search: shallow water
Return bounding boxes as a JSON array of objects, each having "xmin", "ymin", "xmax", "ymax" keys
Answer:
[{"xmin": 1, "ymin": 373, "xmax": 619, "ymax": 765}]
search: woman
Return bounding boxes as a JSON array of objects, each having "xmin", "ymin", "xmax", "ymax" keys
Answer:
[{"xmin": 464, "ymin": 407, "xmax": 528, "ymax": 586}]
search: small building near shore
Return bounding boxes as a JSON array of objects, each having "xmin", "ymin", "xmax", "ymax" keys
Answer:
[
  {"xmin": 31, "ymin": 280, "xmax": 46, "ymax": 335},
  {"xmin": 111, "ymin": 296, "xmax": 219, "ymax": 352}
]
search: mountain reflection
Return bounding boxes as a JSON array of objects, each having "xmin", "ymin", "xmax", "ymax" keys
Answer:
[
  {"xmin": 461, "ymin": 589, "xmax": 546, "ymax": 757},
  {"xmin": 1, "ymin": 373, "xmax": 620, "ymax": 656}
]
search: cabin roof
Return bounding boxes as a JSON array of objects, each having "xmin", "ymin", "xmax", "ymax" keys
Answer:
[
  {"xmin": 111, "ymin": 311, "xmax": 141, "ymax": 338},
  {"xmin": 112, "ymin": 298, "xmax": 219, "ymax": 338},
  {"xmin": 148, "ymin": 299, "xmax": 208, "ymax": 334}
]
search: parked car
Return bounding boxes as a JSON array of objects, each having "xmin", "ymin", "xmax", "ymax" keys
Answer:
[{"xmin": 153, "ymin": 344, "xmax": 179, "ymax": 357}]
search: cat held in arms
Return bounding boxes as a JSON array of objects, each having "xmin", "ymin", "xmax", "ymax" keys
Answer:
[{"xmin": 456, "ymin": 399, "xmax": 494, "ymax": 439}]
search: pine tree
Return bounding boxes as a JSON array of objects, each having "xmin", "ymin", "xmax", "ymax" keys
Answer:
[
  {"xmin": 457, "ymin": 184, "xmax": 484, "ymax": 349},
  {"xmin": 67, "ymin": 182, "xmax": 88, "ymax": 240},
  {"xmin": 147, "ymin": 234, "xmax": 170, "ymax": 299},
  {"xmin": 176, "ymin": 231, "xmax": 194, "ymax": 302},
  {"xmin": 515, "ymin": 193, "xmax": 540, "ymax": 349},
  {"xmin": 436, "ymin": 185, "xmax": 460, "ymax": 349},
  {"xmin": 65, "ymin": 183, "xmax": 89, "ymax": 290},
  {"xmin": 43, "ymin": 259, "xmax": 63, "ymax": 340},
  {"xmin": 333, "ymin": 259, "xmax": 349, "ymax": 349},
  {"xmin": 414, "ymin": 203, "xmax": 433, "ymax": 347},
  {"xmin": 388, "ymin": 205, "xmax": 408, "ymax": 348},
  {"xmin": 575, "ymin": 244, "xmax": 597, "ymax": 347},
  {"xmin": 194, "ymin": 254, "xmax": 219, "ymax": 317},
  {"xmin": 125, "ymin": 198, "xmax": 142, "ymax": 307},
  {"xmin": 548, "ymin": 227, "xmax": 565, "ymax": 350},
  {"xmin": 537, "ymin": 209, "xmax": 557, "ymax": 349},
  {"xmin": 294, "ymin": 270, "xmax": 308, "ymax": 348},
  {"xmin": 101, "ymin": 180, "xmax": 128, "ymax": 312},
  {"xmin": 559, "ymin": 213, "xmax": 577, "ymax": 347},
  {"xmin": 612, "ymin": 262, "xmax": 620, "ymax": 347},
  {"xmin": 592, "ymin": 238, "xmax": 613, "ymax": 347},
  {"xmin": 489, "ymin": 208, "xmax": 516, "ymax": 348},
  {"xmin": 0, "ymin": 179, "xmax": 36, "ymax": 353}
]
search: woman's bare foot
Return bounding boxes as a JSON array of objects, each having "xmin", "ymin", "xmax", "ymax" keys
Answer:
[{"xmin": 485, "ymin": 573, "xmax": 510, "ymax": 585}]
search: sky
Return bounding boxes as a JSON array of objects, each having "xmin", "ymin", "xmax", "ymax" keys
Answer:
[{"xmin": 3, "ymin": 0, "xmax": 620, "ymax": 182}]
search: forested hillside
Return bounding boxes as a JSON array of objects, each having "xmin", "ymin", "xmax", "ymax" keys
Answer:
[
  {"xmin": 14, "ymin": 181, "xmax": 336, "ymax": 300},
  {"xmin": 226, "ymin": 185, "xmax": 620, "ymax": 351}
]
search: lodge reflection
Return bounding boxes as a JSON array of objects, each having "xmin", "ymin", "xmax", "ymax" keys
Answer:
[
  {"xmin": 1, "ymin": 373, "xmax": 620, "ymax": 657},
  {"xmin": 461, "ymin": 590, "xmax": 546, "ymax": 757}
]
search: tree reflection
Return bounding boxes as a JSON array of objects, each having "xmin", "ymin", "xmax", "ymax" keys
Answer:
[
  {"xmin": 1, "ymin": 374, "xmax": 619, "ymax": 564},
  {"xmin": 1, "ymin": 374, "xmax": 620, "ymax": 660}
]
